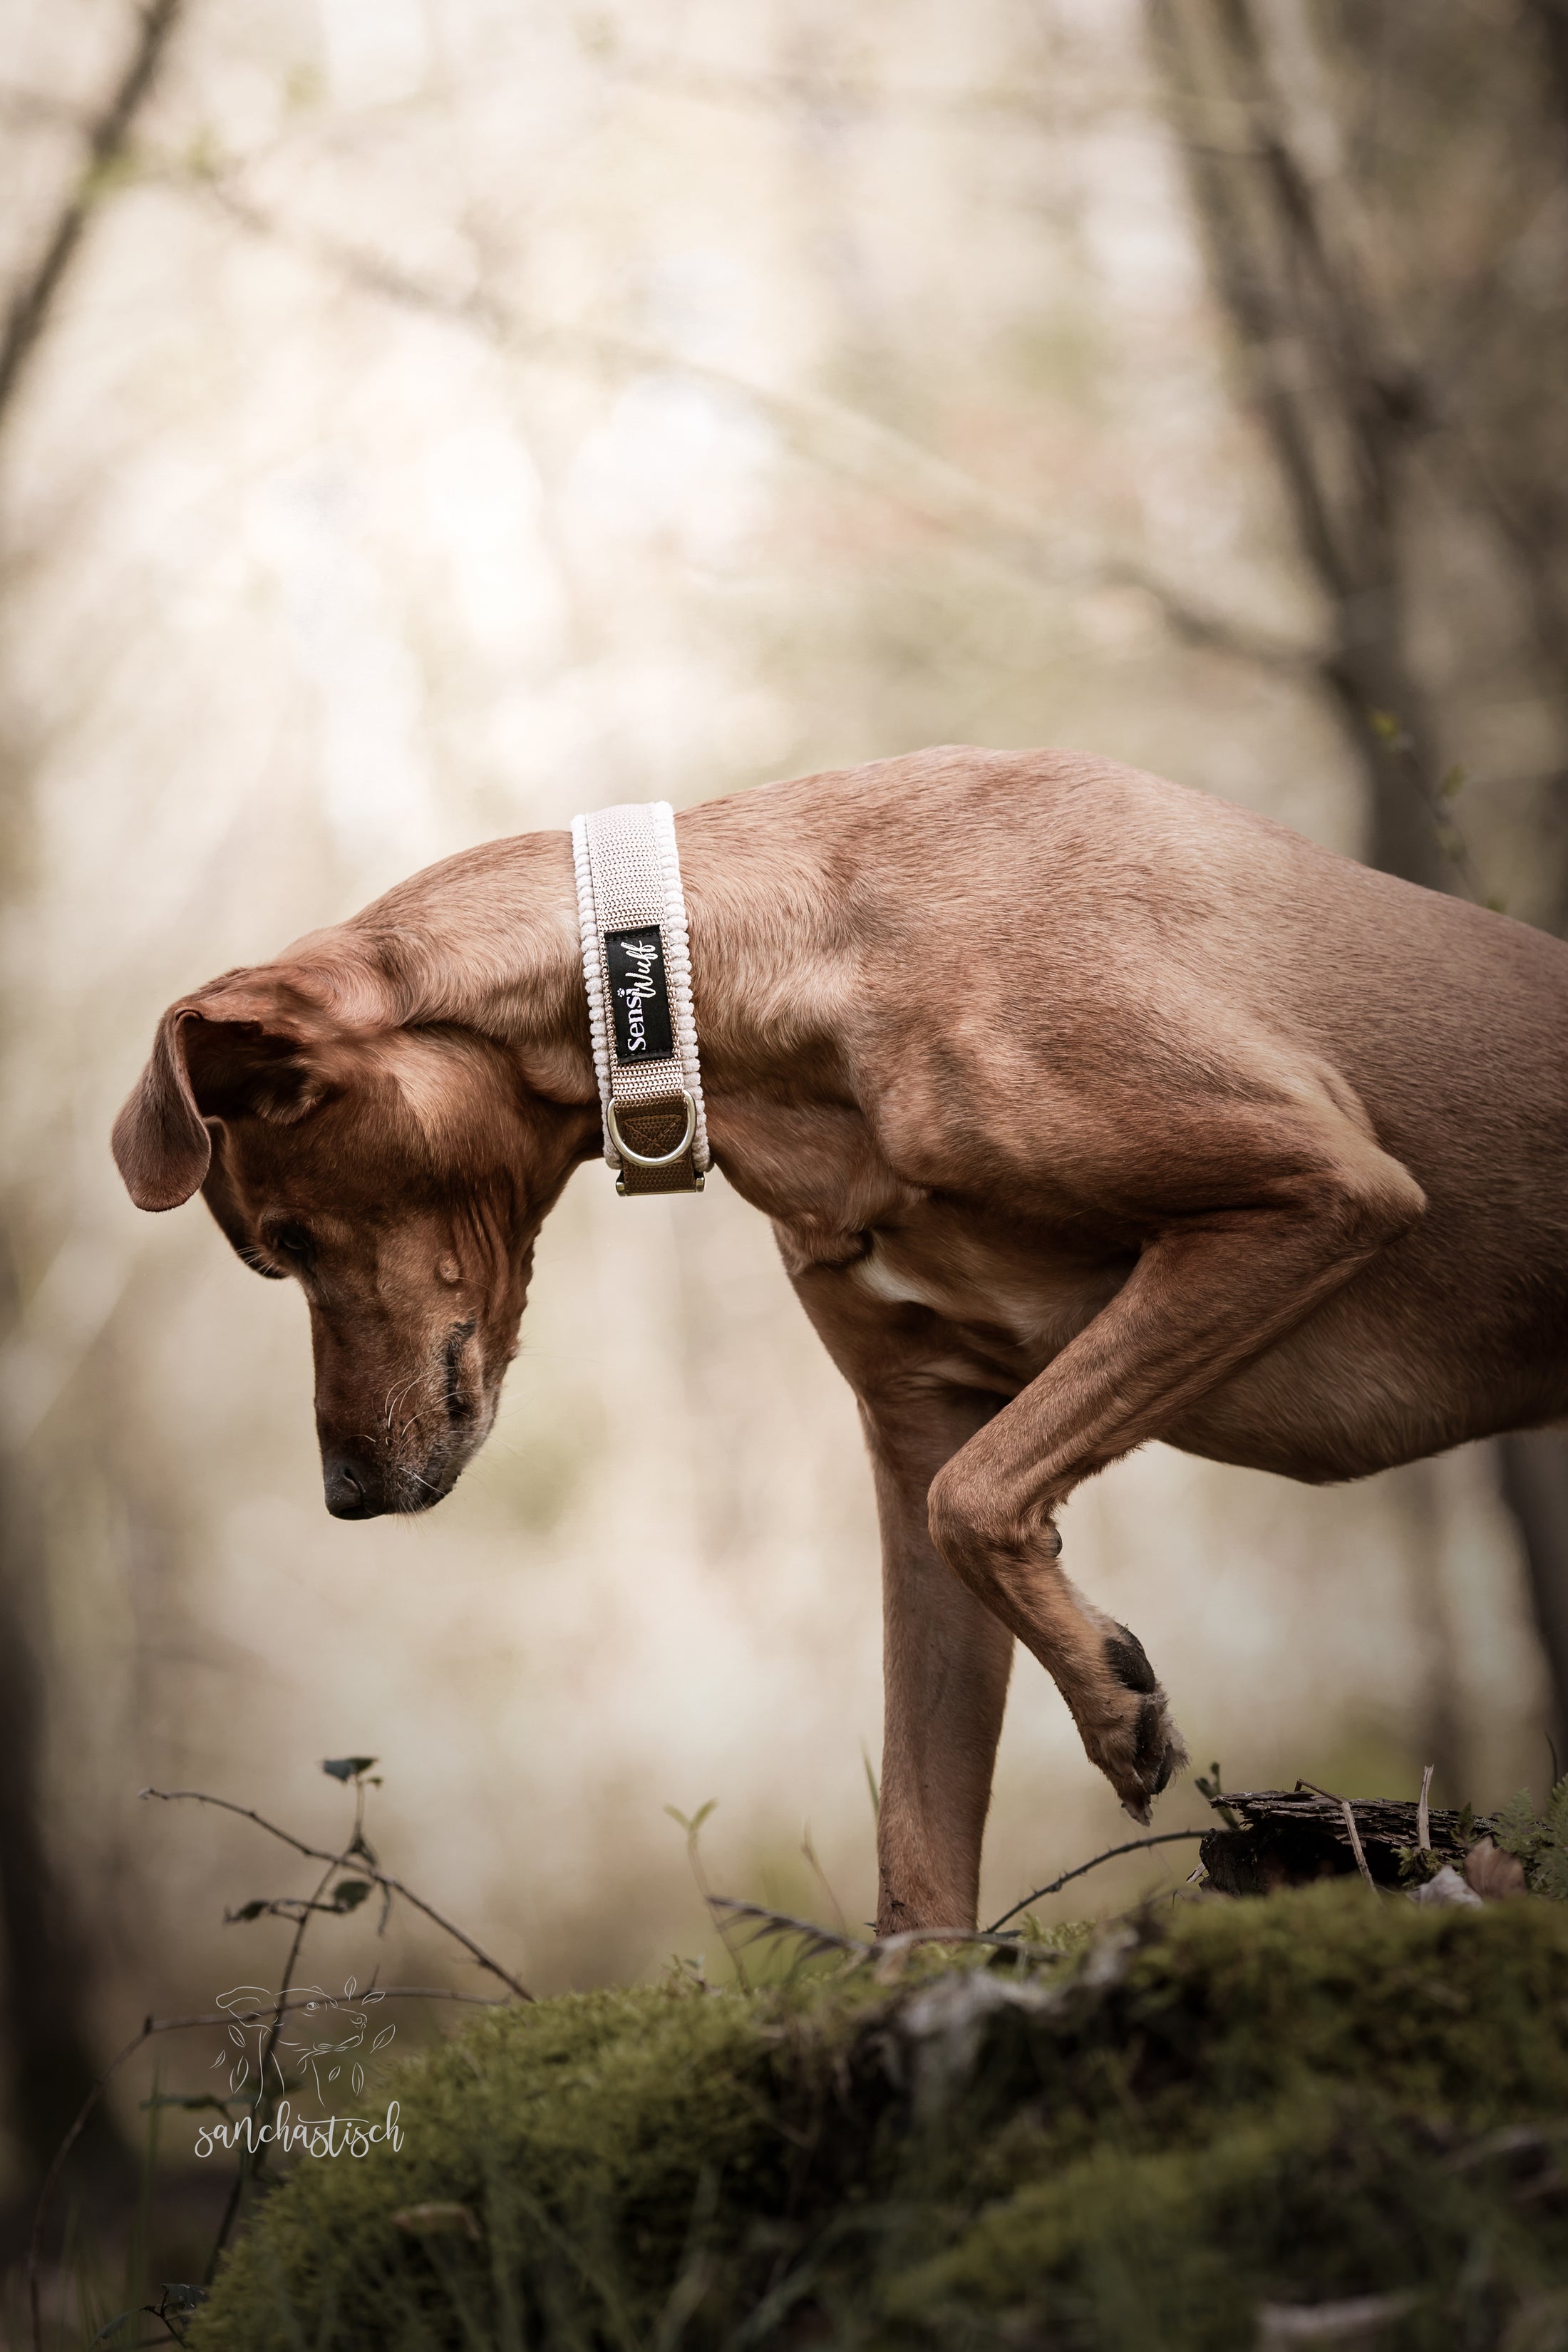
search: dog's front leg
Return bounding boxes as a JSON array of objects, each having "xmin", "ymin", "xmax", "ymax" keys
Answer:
[
  {"xmin": 861, "ymin": 1386, "xmax": 1014, "ymax": 1935},
  {"xmin": 927, "ymin": 1131, "xmax": 1425, "ymax": 1817}
]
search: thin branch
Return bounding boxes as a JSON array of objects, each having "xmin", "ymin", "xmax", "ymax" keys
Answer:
[
  {"xmin": 1295, "ymin": 1779, "xmax": 1378, "ymax": 1892},
  {"xmin": 146, "ymin": 153, "xmax": 1318, "ymax": 677},
  {"xmin": 0, "ymin": 0, "xmax": 185, "ymax": 427},
  {"xmin": 712, "ymin": 1829, "xmax": 1209, "ymax": 1962},
  {"xmin": 706, "ymin": 1899, "xmax": 867, "ymax": 1963},
  {"xmin": 139, "ymin": 1789, "xmax": 534, "ymax": 2001},
  {"xmin": 1418, "ymin": 1764, "xmax": 1434, "ymax": 1855},
  {"xmin": 1340, "ymin": 1801, "xmax": 1376, "ymax": 1890},
  {"xmin": 706, "ymin": 1895, "xmax": 1026, "ymax": 1963},
  {"xmin": 203, "ymin": 1834, "xmax": 337, "ymax": 2279},
  {"xmin": 985, "ymin": 1831, "xmax": 1207, "ymax": 1934},
  {"xmin": 606, "ymin": 52, "xmax": 1165, "ymax": 130}
]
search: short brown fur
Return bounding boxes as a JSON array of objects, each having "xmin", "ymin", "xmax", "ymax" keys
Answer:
[{"xmin": 112, "ymin": 749, "xmax": 1568, "ymax": 1932}]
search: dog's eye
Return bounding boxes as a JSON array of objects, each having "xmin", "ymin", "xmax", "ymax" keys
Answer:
[{"xmin": 269, "ymin": 1222, "xmax": 314, "ymax": 1267}]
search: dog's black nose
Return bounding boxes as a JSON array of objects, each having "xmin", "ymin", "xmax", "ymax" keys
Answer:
[{"xmin": 323, "ymin": 1456, "xmax": 383, "ymax": 1520}]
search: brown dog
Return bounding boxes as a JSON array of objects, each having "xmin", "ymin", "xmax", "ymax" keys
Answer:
[{"xmin": 113, "ymin": 747, "xmax": 1568, "ymax": 1933}]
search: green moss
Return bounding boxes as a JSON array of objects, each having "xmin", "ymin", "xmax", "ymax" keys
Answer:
[{"xmin": 193, "ymin": 1887, "xmax": 1568, "ymax": 2351}]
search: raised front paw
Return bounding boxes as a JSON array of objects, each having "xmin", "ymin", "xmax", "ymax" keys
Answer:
[{"xmin": 1078, "ymin": 1620, "xmax": 1189, "ymax": 1823}]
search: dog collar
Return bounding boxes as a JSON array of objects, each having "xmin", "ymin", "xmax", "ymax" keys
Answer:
[{"xmin": 570, "ymin": 801, "xmax": 711, "ymax": 1196}]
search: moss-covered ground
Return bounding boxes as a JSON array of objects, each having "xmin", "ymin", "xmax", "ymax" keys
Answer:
[{"xmin": 191, "ymin": 1884, "xmax": 1568, "ymax": 2351}]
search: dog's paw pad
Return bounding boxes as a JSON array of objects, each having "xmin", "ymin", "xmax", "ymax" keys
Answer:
[
  {"xmin": 1105, "ymin": 1623, "xmax": 1158, "ymax": 1696},
  {"xmin": 1134, "ymin": 1693, "xmax": 1173, "ymax": 1780}
]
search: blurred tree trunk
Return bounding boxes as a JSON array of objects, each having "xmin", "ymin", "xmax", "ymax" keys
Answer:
[
  {"xmin": 1147, "ymin": 0, "xmax": 1568, "ymax": 1770},
  {"xmin": 0, "ymin": 1353, "xmax": 119, "ymax": 2189},
  {"xmin": 1525, "ymin": 0, "xmax": 1568, "ymax": 128},
  {"xmin": 1144, "ymin": 0, "xmax": 1453, "ymax": 889},
  {"xmin": 1499, "ymin": 1434, "xmax": 1568, "ymax": 1766},
  {"xmin": 0, "ymin": 0, "xmax": 185, "ymax": 2192},
  {"xmin": 0, "ymin": 0, "xmax": 183, "ymax": 411}
]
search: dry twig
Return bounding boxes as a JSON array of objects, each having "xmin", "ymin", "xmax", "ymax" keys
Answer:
[
  {"xmin": 706, "ymin": 1894, "xmax": 1041, "ymax": 1982},
  {"xmin": 1257, "ymin": 2291, "xmax": 1421, "ymax": 2345},
  {"xmin": 986, "ymin": 1831, "xmax": 1207, "ymax": 1934},
  {"xmin": 709, "ymin": 1826, "xmax": 1209, "ymax": 1961},
  {"xmin": 139, "ymin": 152, "xmax": 1318, "ymax": 679},
  {"xmin": 1295, "ymin": 1780, "xmax": 1377, "ymax": 1891},
  {"xmin": 139, "ymin": 1788, "xmax": 533, "ymax": 2002}
]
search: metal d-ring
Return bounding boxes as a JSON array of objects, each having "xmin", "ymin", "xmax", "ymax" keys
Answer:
[{"xmin": 607, "ymin": 1090, "xmax": 697, "ymax": 1168}]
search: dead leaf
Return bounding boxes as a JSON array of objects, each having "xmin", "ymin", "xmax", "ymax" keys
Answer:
[
  {"xmin": 1257, "ymin": 2290, "xmax": 1420, "ymax": 2344},
  {"xmin": 1465, "ymin": 1837, "xmax": 1527, "ymax": 1901},
  {"xmin": 393, "ymin": 2203, "xmax": 481, "ymax": 2242}
]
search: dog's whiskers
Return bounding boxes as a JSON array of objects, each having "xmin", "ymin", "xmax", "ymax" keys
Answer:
[{"xmin": 381, "ymin": 1368, "xmax": 428, "ymax": 1432}]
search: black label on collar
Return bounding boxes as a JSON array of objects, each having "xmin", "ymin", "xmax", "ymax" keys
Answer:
[{"xmin": 605, "ymin": 926, "xmax": 674, "ymax": 1063}]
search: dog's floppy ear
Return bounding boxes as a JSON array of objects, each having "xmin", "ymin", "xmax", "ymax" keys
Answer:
[{"xmin": 112, "ymin": 973, "xmax": 334, "ymax": 1212}]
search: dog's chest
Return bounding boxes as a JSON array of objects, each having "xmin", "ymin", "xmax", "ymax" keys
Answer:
[{"xmin": 843, "ymin": 1214, "xmax": 1130, "ymax": 1385}]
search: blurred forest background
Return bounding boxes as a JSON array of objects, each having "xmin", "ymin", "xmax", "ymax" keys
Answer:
[{"xmin": 0, "ymin": 0, "xmax": 1565, "ymax": 2230}]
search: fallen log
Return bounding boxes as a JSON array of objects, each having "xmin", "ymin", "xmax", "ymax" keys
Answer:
[{"xmin": 1199, "ymin": 1788, "xmax": 1495, "ymax": 1895}]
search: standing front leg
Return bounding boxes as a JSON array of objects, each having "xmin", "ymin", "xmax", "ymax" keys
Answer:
[
  {"xmin": 862, "ymin": 1386, "xmax": 1016, "ymax": 1935},
  {"xmin": 785, "ymin": 1253, "xmax": 1017, "ymax": 1933}
]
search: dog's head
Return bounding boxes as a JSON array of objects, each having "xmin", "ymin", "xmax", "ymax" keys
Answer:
[{"xmin": 112, "ymin": 958, "xmax": 592, "ymax": 1517}]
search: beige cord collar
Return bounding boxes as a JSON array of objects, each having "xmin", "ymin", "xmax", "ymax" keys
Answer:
[{"xmin": 570, "ymin": 801, "xmax": 710, "ymax": 1197}]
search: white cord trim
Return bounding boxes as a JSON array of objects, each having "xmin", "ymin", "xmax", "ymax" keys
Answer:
[
  {"xmin": 569, "ymin": 813, "xmax": 614, "ymax": 1160},
  {"xmin": 649, "ymin": 802, "xmax": 711, "ymax": 1169}
]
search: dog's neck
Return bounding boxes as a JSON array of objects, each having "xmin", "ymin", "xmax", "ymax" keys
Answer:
[{"xmin": 340, "ymin": 814, "xmax": 847, "ymax": 1133}]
